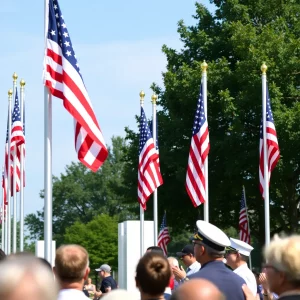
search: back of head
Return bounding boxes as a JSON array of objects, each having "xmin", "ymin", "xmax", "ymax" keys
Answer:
[
  {"xmin": 101, "ymin": 289, "xmax": 139, "ymax": 300},
  {"xmin": 170, "ymin": 279, "xmax": 225, "ymax": 300},
  {"xmin": 55, "ymin": 244, "xmax": 89, "ymax": 283},
  {"xmin": 0, "ymin": 255, "xmax": 59, "ymax": 300},
  {"xmin": 136, "ymin": 252, "xmax": 171, "ymax": 296},
  {"xmin": 264, "ymin": 235, "xmax": 300, "ymax": 285},
  {"xmin": 146, "ymin": 246, "xmax": 164, "ymax": 255},
  {"xmin": 168, "ymin": 256, "xmax": 179, "ymax": 268},
  {"xmin": 0, "ymin": 249, "xmax": 6, "ymax": 261}
]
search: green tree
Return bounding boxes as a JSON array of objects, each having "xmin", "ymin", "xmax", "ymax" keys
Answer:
[
  {"xmin": 25, "ymin": 136, "xmax": 137, "ymax": 245},
  {"xmin": 64, "ymin": 214, "xmax": 118, "ymax": 270},
  {"xmin": 123, "ymin": 0, "xmax": 300, "ymax": 246}
]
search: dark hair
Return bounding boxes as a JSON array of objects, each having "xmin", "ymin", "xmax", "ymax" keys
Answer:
[
  {"xmin": 0, "ymin": 249, "xmax": 6, "ymax": 261},
  {"xmin": 136, "ymin": 252, "xmax": 171, "ymax": 295},
  {"xmin": 146, "ymin": 246, "xmax": 164, "ymax": 255}
]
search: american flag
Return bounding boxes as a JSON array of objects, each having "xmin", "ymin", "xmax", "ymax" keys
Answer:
[
  {"xmin": 2, "ymin": 120, "xmax": 9, "ymax": 205},
  {"xmin": 10, "ymin": 89, "xmax": 25, "ymax": 193},
  {"xmin": 149, "ymin": 119, "xmax": 160, "ymax": 166},
  {"xmin": 43, "ymin": 0, "xmax": 108, "ymax": 172},
  {"xmin": 138, "ymin": 107, "xmax": 163, "ymax": 209},
  {"xmin": 259, "ymin": 86, "xmax": 280, "ymax": 198},
  {"xmin": 186, "ymin": 82, "xmax": 210, "ymax": 207},
  {"xmin": 157, "ymin": 212, "xmax": 171, "ymax": 256},
  {"xmin": 239, "ymin": 187, "xmax": 250, "ymax": 244}
]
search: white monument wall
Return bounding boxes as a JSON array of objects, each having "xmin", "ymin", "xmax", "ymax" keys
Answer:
[{"xmin": 118, "ymin": 220, "xmax": 154, "ymax": 292}]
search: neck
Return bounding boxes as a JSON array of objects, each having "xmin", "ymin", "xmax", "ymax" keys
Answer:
[
  {"xmin": 199, "ymin": 257, "xmax": 223, "ymax": 266},
  {"xmin": 234, "ymin": 260, "xmax": 247, "ymax": 269},
  {"xmin": 140, "ymin": 291, "xmax": 165, "ymax": 300},
  {"xmin": 60, "ymin": 280, "xmax": 84, "ymax": 291},
  {"xmin": 277, "ymin": 284, "xmax": 300, "ymax": 296}
]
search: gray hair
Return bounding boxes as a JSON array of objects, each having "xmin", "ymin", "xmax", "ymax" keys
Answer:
[
  {"xmin": 0, "ymin": 255, "xmax": 59, "ymax": 300},
  {"xmin": 203, "ymin": 244, "xmax": 225, "ymax": 258},
  {"xmin": 264, "ymin": 235, "xmax": 300, "ymax": 283}
]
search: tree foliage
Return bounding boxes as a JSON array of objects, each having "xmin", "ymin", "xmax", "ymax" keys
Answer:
[
  {"xmin": 25, "ymin": 136, "xmax": 137, "ymax": 245},
  {"xmin": 64, "ymin": 214, "xmax": 118, "ymax": 270},
  {"xmin": 123, "ymin": 0, "xmax": 300, "ymax": 245}
]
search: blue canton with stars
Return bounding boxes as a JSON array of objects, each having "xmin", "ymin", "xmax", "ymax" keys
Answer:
[
  {"xmin": 260, "ymin": 86, "xmax": 274, "ymax": 139},
  {"xmin": 159, "ymin": 213, "xmax": 167, "ymax": 231},
  {"xmin": 12, "ymin": 89, "xmax": 21, "ymax": 125},
  {"xmin": 192, "ymin": 84, "xmax": 206, "ymax": 136},
  {"xmin": 149, "ymin": 120, "xmax": 159, "ymax": 150},
  {"xmin": 48, "ymin": 0, "xmax": 82, "ymax": 79},
  {"xmin": 240, "ymin": 189, "xmax": 246, "ymax": 210},
  {"xmin": 139, "ymin": 108, "xmax": 154, "ymax": 155}
]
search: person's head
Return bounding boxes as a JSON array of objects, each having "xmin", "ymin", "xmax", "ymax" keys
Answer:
[
  {"xmin": 54, "ymin": 244, "xmax": 90, "ymax": 284},
  {"xmin": 146, "ymin": 246, "xmax": 164, "ymax": 255},
  {"xmin": 170, "ymin": 278, "xmax": 225, "ymax": 300},
  {"xmin": 225, "ymin": 238, "xmax": 253, "ymax": 270},
  {"xmin": 0, "ymin": 248, "xmax": 6, "ymax": 261},
  {"xmin": 96, "ymin": 264, "xmax": 112, "ymax": 279},
  {"xmin": 168, "ymin": 256, "xmax": 179, "ymax": 268},
  {"xmin": 87, "ymin": 278, "xmax": 92, "ymax": 284},
  {"xmin": 135, "ymin": 252, "xmax": 171, "ymax": 298},
  {"xmin": 264, "ymin": 235, "xmax": 300, "ymax": 295},
  {"xmin": 192, "ymin": 220, "xmax": 230, "ymax": 265},
  {"xmin": 0, "ymin": 255, "xmax": 59, "ymax": 300},
  {"xmin": 101, "ymin": 289, "xmax": 139, "ymax": 300},
  {"xmin": 176, "ymin": 244, "xmax": 196, "ymax": 267}
]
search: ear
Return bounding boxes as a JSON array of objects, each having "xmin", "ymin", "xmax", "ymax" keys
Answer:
[
  {"xmin": 84, "ymin": 267, "xmax": 90, "ymax": 281},
  {"xmin": 278, "ymin": 271, "xmax": 287, "ymax": 286}
]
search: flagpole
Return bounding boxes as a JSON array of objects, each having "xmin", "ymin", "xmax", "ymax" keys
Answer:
[
  {"xmin": 139, "ymin": 90, "xmax": 145, "ymax": 256},
  {"xmin": 44, "ymin": 0, "xmax": 52, "ymax": 263},
  {"xmin": 7, "ymin": 89, "xmax": 13, "ymax": 255},
  {"xmin": 151, "ymin": 93, "xmax": 158, "ymax": 246},
  {"xmin": 261, "ymin": 63, "xmax": 270, "ymax": 246},
  {"xmin": 20, "ymin": 79, "xmax": 25, "ymax": 252},
  {"xmin": 243, "ymin": 185, "xmax": 252, "ymax": 269},
  {"xmin": 12, "ymin": 74, "xmax": 18, "ymax": 253},
  {"xmin": 201, "ymin": 61, "xmax": 209, "ymax": 222}
]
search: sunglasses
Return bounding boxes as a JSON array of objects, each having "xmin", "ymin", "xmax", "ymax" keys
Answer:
[{"xmin": 262, "ymin": 263, "xmax": 280, "ymax": 272}]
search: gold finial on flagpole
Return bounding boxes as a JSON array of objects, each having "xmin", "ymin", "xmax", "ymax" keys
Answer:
[
  {"xmin": 8, "ymin": 89, "xmax": 13, "ymax": 97},
  {"xmin": 261, "ymin": 62, "xmax": 267, "ymax": 74},
  {"xmin": 140, "ymin": 90, "xmax": 145, "ymax": 105},
  {"xmin": 12, "ymin": 72, "xmax": 18, "ymax": 83},
  {"xmin": 201, "ymin": 60, "xmax": 208, "ymax": 73},
  {"xmin": 20, "ymin": 79, "xmax": 26, "ymax": 87},
  {"xmin": 151, "ymin": 94, "xmax": 157, "ymax": 104}
]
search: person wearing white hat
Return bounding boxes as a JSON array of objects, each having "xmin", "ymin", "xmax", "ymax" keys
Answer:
[
  {"xmin": 225, "ymin": 237, "xmax": 257, "ymax": 296},
  {"xmin": 189, "ymin": 220, "xmax": 246, "ymax": 300}
]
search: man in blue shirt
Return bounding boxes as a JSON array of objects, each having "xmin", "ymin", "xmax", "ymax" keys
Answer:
[{"xmin": 188, "ymin": 220, "xmax": 246, "ymax": 300}]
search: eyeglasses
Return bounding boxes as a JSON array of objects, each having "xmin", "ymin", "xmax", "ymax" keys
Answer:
[
  {"xmin": 179, "ymin": 255, "xmax": 187, "ymax": 260},
  {"xmin": 192, "ymin": 241, "xmax": 202, "ymax": 247},
  {"xmin": 225, "ymin": 250, "xmax": 238, "ymax": 255},
  {"xmin": 262, "ymin": 263, "xmax": 280, "ymax": 272}
]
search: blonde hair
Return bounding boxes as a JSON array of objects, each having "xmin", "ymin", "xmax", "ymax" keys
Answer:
[
  {"xmin": 55, "ymin": 244, "xmax": 89, "ymax": 282},
  {"xmin": 264, "ymin": 235, "xmax": 300, "ymax": 282},
  {"xmin": 0, "ymin": 255, "xmax": 58, "ymax": 300}
]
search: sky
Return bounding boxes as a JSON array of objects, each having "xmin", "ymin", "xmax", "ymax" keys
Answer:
[{"xmin": 0, "ymin": 0, "xmax": 215, "ymax": 217}]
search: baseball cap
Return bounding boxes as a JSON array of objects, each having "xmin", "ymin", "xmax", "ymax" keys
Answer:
[
  {"xmin": 95, "ymin": 264, "xmax": 111, "ymax": 272},
  {"xmin": 176, "ymin": 245, "xmax": 194, "ymax": 257}
]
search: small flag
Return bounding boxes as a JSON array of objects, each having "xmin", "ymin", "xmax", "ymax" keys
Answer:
[
  {"xmin": 43, "ymin": 0, "xmax": 108, "ymax": 172},
  {"xmin": 259, "ymin": 86, "xmax": 280, "ymax": 198},
  {"xmin": 138, "ymin": 107, "xmax": 163, "ymax": 209},
  {"xmin": 239, "ymin": 187, "xmax": 250, "ymax": 244},
  {"xmin": 158, "ymin": 212, "xmax": 171, "ymax": 256},
  {"xmin": 186, "ymin": 82, "xmax": 210, "ymax": 206}
]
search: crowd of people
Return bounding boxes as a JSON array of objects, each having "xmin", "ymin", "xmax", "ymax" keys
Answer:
[{"xmin": 0, "ymin": 220, "xmax": 299, "ymax": 300}]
